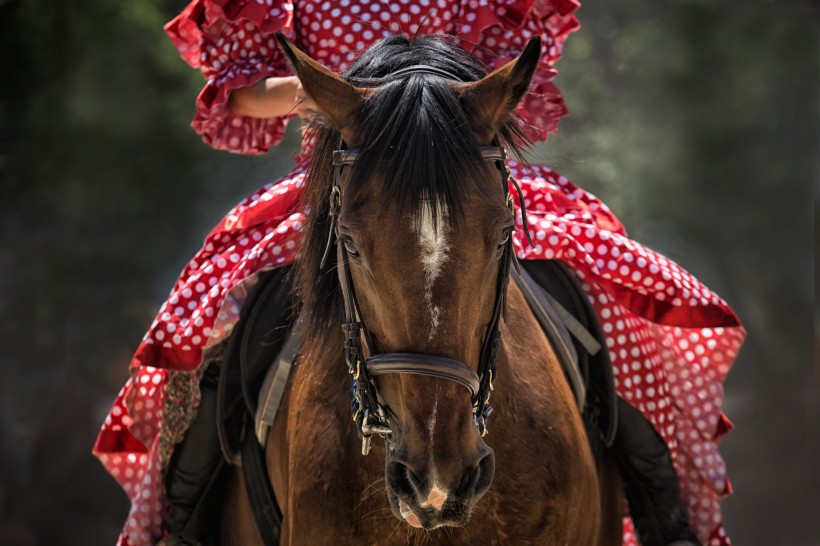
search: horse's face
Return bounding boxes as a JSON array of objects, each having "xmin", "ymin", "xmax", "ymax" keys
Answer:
[
  {"xmin": 336, "ymin": 164, "xmax": 510, "ymax": 528},
  {"xmin": 279, "ymin": 34, "xmax": 540, "ymax": 529}
]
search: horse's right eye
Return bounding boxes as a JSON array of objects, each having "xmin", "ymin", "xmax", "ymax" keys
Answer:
[{"xmin": 343, "ymin": 238, "xmax": 360, "ymax": 258}]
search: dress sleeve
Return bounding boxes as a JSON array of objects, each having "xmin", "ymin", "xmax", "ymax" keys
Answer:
[
  {"xmin": 165, "ymin": 0, "xmax": 296, "ymax": 154},
  {"xmin": 457, "ymin": 0, "xmax": 580, "ymax": 143}
]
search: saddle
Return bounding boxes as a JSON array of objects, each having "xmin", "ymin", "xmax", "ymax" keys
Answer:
[
  {"xmin": 519, "ymin": 260, "xmax": 619, "ymax": 456},
  {"xmin": 214, "ymin": 260, "xmax": 617, "ymax": 546},
  {"xmin": 215, "ymin": 266, "xmax": 296, "ymax": 545}
]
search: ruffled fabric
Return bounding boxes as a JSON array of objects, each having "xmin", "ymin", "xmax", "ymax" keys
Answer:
[
  {"xmin": 97, "ymin": 2, "xmax": 742, "ymax": 544},
  {"xmin": 95, "ymin": 160, "xmax": 742, "ymax": 545},
  {"xmin": 130, "ymin": 165, "xmax": 307, "ymax": 374},
  {"xmin": 94, "ymin": 370, "xmax": 168, "ymax": 546},
  {"xmin": 457, "ymin": 0, "xmax": 580, "ymax": 140},
  {"xmin": 164, "ymin": 0, "xmax": 297, "ymax": 153},
  {"xmin": 511, "ymin": 160, "xmax": 743, "ymax": 545},
  {"xmin": 95, "ymin": 163, "xmax": 307, "ymax": 545},
  {"xmin": 166, "ymin": 0, "xmax": 581, "ymax": 153}
]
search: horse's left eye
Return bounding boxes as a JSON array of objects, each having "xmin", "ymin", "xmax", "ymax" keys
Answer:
[{"xmin": 498, "ymin": 229, "xmax": 511, "ymax": 248}]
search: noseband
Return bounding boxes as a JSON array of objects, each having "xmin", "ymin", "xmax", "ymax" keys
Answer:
[{"xmin": 320, "ymin": 67, "xmax": 533, "ymax": 455}]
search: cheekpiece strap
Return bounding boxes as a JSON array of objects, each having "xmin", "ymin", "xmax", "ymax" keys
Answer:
[
  {"xmin": 478, "ymin": 146, "xmax": 506, "ymax": 162},
  {"xmin": 329, "ymin": 139, "xmax": 519, "ymax": 443}
]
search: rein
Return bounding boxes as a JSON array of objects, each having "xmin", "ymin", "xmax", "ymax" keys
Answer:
[{"xmin": 320, "ymin": 66, "xmax": 533, "ymax": 456}]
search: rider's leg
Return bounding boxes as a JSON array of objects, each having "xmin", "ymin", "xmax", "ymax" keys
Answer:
[
  {"xmin": 614, "ymin": 397, "xmax": 700, "ymax": 546},
  {"xmin": 164, "ymin": 361, "xmax": 223, "ymax": 546}
]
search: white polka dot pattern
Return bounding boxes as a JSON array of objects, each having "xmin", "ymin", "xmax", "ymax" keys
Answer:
[
  {"xmin": 165, "ymin": 0, "xmax": 580, "ymax": 154},
  {"xmin": 95, "ymin": 2, "xmax": 745, "ymax": 545},
  {"xmin": 507, "ymin": 160, "xmax": 743, "ymax": 546},
  {"xmin": 94, "ymin": 369, "xmax": 167, "ymax": 546},
  {"xmin": 95, "ymin": 157, "xmax": 743, "ymax": 546},
  {"xmin": 166, "ymin": 0, "xmax": 298, "ymax": 153}
]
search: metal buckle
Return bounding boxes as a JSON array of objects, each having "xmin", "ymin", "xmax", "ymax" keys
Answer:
[
  {"xmin": 360, "ymin": 406, "xmax": 392, "ymax": 456},
  {"xmin": 506, "ymin": 193, "xmax": 515, "ymax": 217},
  {"xmin": 329, "ymin": 185, "xmax": 341, "ymax": 214},
  {"xmin": 332, "ymin": 149, "xmax": 360, "ymax": 166}
]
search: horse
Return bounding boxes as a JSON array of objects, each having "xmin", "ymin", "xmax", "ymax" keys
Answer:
[{"xmin": 219, "ymin": 34, "xmax": 623, "ymax": 546}]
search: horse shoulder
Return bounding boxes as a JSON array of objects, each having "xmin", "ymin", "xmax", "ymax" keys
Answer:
[
  {"xmin": 267, "ymin": 350, "xmax": 397, "ymax": 544},
  {"xmin": 488, "ymin": 281, "xmax": 602, "ymax": 543}
]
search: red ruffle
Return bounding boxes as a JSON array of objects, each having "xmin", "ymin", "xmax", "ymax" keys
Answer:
[
  {"xmin": 164, "ymin": 0, "xmax": 296, "ymax": 153},
  {"xmin": 165, "ymin": 0, "xmax": 294, "ymax": 74},
  {"xmin": 95, "ymin": 161, "xmax": 743, "ymax": 546},
  {"xmin": 191, "ymin": 61, "xmax": 292, "ymax": 154},
  {"xmin": 457, "ymin": 0, "xmax": 580, "ymax": 141}
]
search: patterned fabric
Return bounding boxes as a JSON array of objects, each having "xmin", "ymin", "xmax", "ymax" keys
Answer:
[
  {"xmin": 93, "ymin": 1, "xmax": 745, "ymax": 545},
  {"xmin": 162, "ymin": 0, "xmax": 579, "ymax": 154}
]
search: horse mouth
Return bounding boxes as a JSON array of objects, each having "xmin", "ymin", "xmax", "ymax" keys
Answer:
[
  {"xmin": 388, "ymin": 492, "xmax": 471, "ymax": 530},
  {"xmin": 398, "ymin": 499, "xmax": 423, "ymax": 528}
]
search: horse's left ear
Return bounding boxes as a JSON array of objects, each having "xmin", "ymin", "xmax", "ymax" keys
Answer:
[
  {"xmin": 453, "ymin": 36, "xmax": 541, "ymax": 144},
  {"xmin": 275, "ymin": 32, "xmax": 367, "ymax": 145}
]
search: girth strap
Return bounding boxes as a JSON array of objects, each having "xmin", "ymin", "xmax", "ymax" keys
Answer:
[
  {"xmin": 255, "ymin": 318, "xmax": 305, "ymax": 445},
  {"xmin": 367, "ymin": 353, "xmax": 481, "ymax": 399}
]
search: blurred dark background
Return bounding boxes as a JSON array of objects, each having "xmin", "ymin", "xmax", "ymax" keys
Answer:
[{"xmin": 0, "ymin": 0, "xmax": 816, "ymax": 544}]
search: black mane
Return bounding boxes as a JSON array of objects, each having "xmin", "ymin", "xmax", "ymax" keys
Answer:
[{"xmin": 296, "ymin": 34, "xmax": 529, "ymax": 343}]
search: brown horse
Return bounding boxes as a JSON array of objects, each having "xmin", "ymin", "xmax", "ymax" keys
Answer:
[{"xmin": 221, "ymin": 34, "xmax": 623, "ymax": 545}]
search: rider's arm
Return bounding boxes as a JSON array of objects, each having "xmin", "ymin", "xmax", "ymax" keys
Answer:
[{"xmin": 229, "ymin": 76, "xmax": 309, "ymax": 119}]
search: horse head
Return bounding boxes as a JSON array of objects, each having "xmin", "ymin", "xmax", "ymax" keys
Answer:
[{"xmin": 282, "ymin": 33, "xmax": 540, "ymax": 530}]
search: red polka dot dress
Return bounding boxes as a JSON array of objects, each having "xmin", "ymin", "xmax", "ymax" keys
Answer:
[{"xmin": 92, "ymin": 1, "xmax": 745, "ymax": 545}]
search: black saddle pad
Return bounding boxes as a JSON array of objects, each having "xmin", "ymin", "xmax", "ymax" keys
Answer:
[{"xmin": 217, "ymin": 266, "xmax": 296, "ymax": 463}]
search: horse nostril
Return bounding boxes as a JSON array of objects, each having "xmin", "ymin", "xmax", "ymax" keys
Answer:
[
  {"xmin": 458, "ymin": 450, "xmax": 495, "ymax": 498},
  {"xmin": 475, "ymin": 450, "xmax": 495, "ymax": 495},
  {"xmin": 406, "ymin": 468, "xmax": 423, "ymax": 492},
  {"xmin": 459, "ymin": 464, "xmax": 481, "ymax": 494},
  {"xmin": 386, "ymin": 458, "xmax": 421, "ymax": 498}
]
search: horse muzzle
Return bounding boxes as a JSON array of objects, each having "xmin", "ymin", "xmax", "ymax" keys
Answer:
[{"xmin": 385, "ymin": 447, "xmax": 495, "ymax": 529}]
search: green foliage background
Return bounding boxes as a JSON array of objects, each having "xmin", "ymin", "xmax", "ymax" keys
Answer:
[{"xmin": 0, "ymin": 0, "xmax": 816, "ymax": 544}]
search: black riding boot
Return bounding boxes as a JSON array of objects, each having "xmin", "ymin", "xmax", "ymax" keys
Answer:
[
  {"xmin": 614, "ymin": 397, "xmax": 701, "ymax": 546},
  {"xmin": 164, "ymin": 363, "xmax": 223, "ymax": 546}
]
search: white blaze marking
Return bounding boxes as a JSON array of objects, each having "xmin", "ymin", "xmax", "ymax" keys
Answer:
[
  {"xmin": 420, "ymin": 483, "xmax": 448, "ymax": 511},
  {"xmin": 415, "ymin": 202, "xmax": 449, "ymax": 340},
  {"xmin": 423, "ymin": 392, "xmax": 447, "ymax": 511},
  {"xmin": 427, "ymin": 393, "xmax": 438, "ymax": 447}
]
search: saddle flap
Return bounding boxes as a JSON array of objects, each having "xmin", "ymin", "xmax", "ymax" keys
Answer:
[
  {"xmin": 255, "ymin": 318, "xmax": 304, "ymax": 445},
  {"xmin": 519, "ymin": 260, "xmax": 618, "ymax": 448},
  {"xmin": 218, "ymin": 267, "xmax": 296, "ymax": 463}
]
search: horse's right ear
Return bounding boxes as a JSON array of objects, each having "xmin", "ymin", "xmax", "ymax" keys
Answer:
[{"xmin": 275, "ymin": 33, "xmax": 367, "ymax": 145}]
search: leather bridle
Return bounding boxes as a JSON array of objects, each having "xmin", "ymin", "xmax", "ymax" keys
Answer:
[{"xmin": 319, "ymin": 68, "xmax": 533, "ymax": 456}]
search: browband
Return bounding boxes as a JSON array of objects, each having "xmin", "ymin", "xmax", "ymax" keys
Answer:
[
  {"xmin": 380, "ymin": 64, "xmax": 465, "ymax": 82},
  {"xmin": 333, "ymin": 146, "xmax": 506, "ymax": 166}
]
